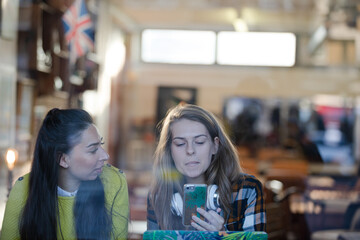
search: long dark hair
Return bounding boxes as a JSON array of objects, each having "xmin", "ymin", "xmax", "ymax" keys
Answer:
[
  {"xmin": 20, "ymin": 108, "xmax": 112, "ymax": 240},
  {"xmin": 150, "ymin": 104, "xmax": 242, "ymax": 229}
]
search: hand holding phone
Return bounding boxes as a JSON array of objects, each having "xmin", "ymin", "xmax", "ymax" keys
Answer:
[{"xmin": 182, "ymin": 184, "xmax": 207, "ymax": 226}]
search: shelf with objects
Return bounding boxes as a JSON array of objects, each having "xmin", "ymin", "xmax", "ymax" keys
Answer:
[{"xmin": 16, "ymin": 0, "xmax": 100, "ymax": 167}]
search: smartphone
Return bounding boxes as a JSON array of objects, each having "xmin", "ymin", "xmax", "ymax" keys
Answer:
[{"xmin": 183, "ymin": 184, "xmax": 207, "ymax": 226}]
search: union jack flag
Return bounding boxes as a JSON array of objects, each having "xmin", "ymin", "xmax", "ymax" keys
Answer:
[{"xmin": 62, "ymin": 0, "xmax": 94, "ymax": 64}]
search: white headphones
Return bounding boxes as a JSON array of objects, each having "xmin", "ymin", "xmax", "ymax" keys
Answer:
[{"xmin": 171, "ymin": 185, "xmax": 220, "ymax": 216}]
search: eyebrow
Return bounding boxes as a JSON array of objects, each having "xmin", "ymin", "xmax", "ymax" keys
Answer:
[
  {"xmin": 172, "ymin": 134, "xmax": 208, "ymax": 140},
  {"xmin": 86, "ymin": 137, "xmax": 103, "ymax": 148}
]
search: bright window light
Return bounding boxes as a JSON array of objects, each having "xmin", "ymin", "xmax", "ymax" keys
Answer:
[
  {"xmin": 141, "ymin": 29, "xmax": 216, "ymax": 64},
  {"xmin": 217, "ymin": 31, "xmax": 296, "ymax": 67}
]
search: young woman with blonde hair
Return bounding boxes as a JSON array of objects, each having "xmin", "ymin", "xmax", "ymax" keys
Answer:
[{"xmin": 147, "ymin": 104, "xmax": 266, "ymax": 231}]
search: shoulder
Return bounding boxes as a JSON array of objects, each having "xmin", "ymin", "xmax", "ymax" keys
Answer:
[
  {"xmin": 230, "ymin": 174, "xmax": 265, "ymax": 203},
  {"xmin": 239, "ymin": 173, "xmax": 262, "ymax": 185},
  {"xmin": 100, "ymin": 164, "xmax": 129, "ymax": 217},
  {"xmin": 101, "ymin": 163, "xmax": 126, "ymax": 180},
  {"xmin": 11, "ymin": 173, "xmax": 29, "ymax": 194},
  {"xmin": 233, "ymin": 173, "xmax": 264, "ymax": 192},
  {"xmin": 7, "ymin": 173, "xmax": 30, "ymax": 205},
  {"xmin": 100, "ymin": 163, "xmax": 128, "ymax": 191}
]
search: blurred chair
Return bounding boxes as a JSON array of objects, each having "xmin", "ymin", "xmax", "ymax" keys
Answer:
[
  {"xmin": 345, "ymin": 202, "xmax": 360, "ymax": 230},
  {"xmin": 338, "ymin": 232, "xmax": 360, "ymax": 240},
  {"xmin": 311, "ymin": 202, "xmax": 360, "ymax": 240},
  {"xmin": 265, "ymin": 179, "xmax": 293, "ymax": 240},
  {"xmin": 264, "ymin": 172, "xmax": 309, "ymax": 240},
  {"xmin": 266, "ymin": 201, "xmax": 288, "ymax": 240},
  {"xmin": 257, "ymin": 147, "xmax": 285, "ymax": 161},
  {"xmin": 268, "ymin": 159, "xmax": 309, "ymax": 176}
]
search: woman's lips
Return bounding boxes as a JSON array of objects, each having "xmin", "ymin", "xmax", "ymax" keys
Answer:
[
  {"xmin": 95, "ymin": 167, "xmax": 103, "ymax": 174},
  {"xmin": 185, "ymin": 161, "xmax": 199, "ymax": 167}
]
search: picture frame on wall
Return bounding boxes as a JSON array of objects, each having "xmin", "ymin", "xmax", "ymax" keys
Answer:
[
  {"xmin": 155, "ymin": 86, "xmax": 197, "ymax": 137},
  {"xmin": 0, "ymin": 0, "xmax": 19, "ymax": 40}
]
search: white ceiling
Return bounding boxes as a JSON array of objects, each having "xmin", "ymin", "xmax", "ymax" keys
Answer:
[
  {"xmin": 110, "ymin": 0, "xmax": 359, "ymax": 36},
  {"xmin": 103, "ymin": 0, "xmax": 360, "ymax": 97}
]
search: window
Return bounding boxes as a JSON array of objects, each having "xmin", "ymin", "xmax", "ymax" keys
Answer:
[
  {"xmin": 141, "ymin": 29, "xmax": 296, "ymax": 67},
  {"xmin": 217, "ymin": 31, "xmax": 296, "ymax": 67},
  {"xmin": 141, "ymin": 29, "xmax": 216, "ymax": 64}
]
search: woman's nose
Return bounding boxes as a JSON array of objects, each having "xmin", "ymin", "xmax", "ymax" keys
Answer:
[
  {"xmin": 186, "ymin": 143, "xmax": 195, "ymax": 155},
  {"xmin": 99, "ymin": 147, "xmax": 109, "ymax": 161}
]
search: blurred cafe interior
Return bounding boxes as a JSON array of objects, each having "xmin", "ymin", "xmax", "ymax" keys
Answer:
[{"xmin": 1, "ymin": 0, "xmax": 360, "ymax": 239}]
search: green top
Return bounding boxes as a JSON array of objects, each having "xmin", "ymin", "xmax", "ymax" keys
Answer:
[{"xmin": 0, "ymin": 164, "xmax": 129, "ymax": 240}]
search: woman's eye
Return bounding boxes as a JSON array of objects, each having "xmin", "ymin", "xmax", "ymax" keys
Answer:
[
  {"xmin": 173, "ymin": 141, "xmax": 185, "ymax": 147},
  {"xmin": 90, "ymin": 148, "xmax": 98, "ymax": 154},
  {"xmin": 195, "ymin": 141, "xmax": 205, "ymax": 145}
]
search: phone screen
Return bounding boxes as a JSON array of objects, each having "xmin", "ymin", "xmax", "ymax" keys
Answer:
[{"xmin": 182, "ymin": 184, "xmax": 207, "ymax": 226}]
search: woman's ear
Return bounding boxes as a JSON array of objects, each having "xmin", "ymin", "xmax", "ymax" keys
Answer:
[
  {"xmin": 213, "ymin": 137, "xmax": 219, "ymax": 154},
  {"xmin": 59, "ymin": 154, "xmax": 69, "ymax": 168}
]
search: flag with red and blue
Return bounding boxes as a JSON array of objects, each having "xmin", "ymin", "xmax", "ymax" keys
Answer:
[{"xmin": 62, "ymin": 0, "xmax": 94, "ymax": 64}]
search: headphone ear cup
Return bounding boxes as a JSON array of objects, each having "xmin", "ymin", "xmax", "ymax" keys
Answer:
[
  {"xmin": 207, "ymin": 184, "xmax": 220, "ymax": 210},
  {"xmin": 172, "ymin": 186, "xmax": 219, "ymax": 216},
  {"xmin": 171, "ymin": 192, "xmax": 183, "ymax": 216}
]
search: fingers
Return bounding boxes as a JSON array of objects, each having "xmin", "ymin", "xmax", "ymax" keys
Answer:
[
  {"xmin": 191, "ymin": 221, "xmax": 207, "ymax": 231},
  {"xmin": 191, "ymin": 208, "xmax": 225, "ymax": 231}
]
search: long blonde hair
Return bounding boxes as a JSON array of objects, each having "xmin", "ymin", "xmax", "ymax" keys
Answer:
[{"xmin": 150, "ymin": 104, "xmax": 243, "ymax": 229}]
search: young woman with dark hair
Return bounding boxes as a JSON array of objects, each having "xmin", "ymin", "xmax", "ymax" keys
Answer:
[
  {"xmin": 147, "ymin": 104, "xmax": 266, "ymax": 231},
  {"xmin": 1, "ymin": 108, "xmax": 129, "ymax": 240}
]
